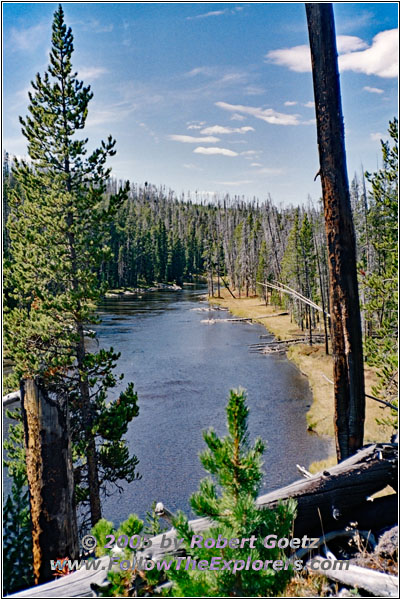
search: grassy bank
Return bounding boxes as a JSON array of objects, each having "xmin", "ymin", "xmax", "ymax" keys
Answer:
[{"xmin": 209, "ymin": 289, "xmax": 393, "ymax": 450}]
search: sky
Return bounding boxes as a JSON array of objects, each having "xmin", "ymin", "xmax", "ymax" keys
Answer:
[{"xmin": 2, "ymin": 2, "xmax": 399, "ymax": 206}]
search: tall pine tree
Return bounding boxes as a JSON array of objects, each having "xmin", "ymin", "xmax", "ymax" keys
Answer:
[{"xmin": 4, "ymin": 4, "xmax": 140, "ymax": 527}]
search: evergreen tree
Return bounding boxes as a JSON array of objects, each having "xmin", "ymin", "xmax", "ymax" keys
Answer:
[
  {"xmin": 167, "ymin": 389, "xmax": 296, "ymax": 597},
  {"xmin": 3, "ymin": 412, "xmax": 33, "ymax": 595},
  {"xmin": 363, "ymin": 119, "xmax": 398, "ymax": 411},
  {"xmin": 4, "ymin": 4, "xmax": 140, "ymax": 527}
]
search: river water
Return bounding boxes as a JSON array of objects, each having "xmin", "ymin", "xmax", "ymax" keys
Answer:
[{"xmin": 95, "ymin": 286, "xmax": 332, "ymax": 525}]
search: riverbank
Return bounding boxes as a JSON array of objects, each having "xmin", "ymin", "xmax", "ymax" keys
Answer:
[{"xmin": 209, "ymin": 289, "xmax": 394, "ymax": 452}]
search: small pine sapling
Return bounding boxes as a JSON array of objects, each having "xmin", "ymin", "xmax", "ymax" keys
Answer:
[{"xmin": 167, "ymin": 388, "xmax": 297, "ymax": 597}]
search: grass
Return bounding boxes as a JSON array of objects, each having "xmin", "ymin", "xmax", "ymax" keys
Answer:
[{"xmin": 210, "ymin": 289, "xmax": 395, "ymax": 456}]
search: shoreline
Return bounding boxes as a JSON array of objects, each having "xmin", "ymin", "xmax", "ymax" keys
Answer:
[{"xmin": 208, "ymin": 289, "xmax": 393, "ymax": 464}]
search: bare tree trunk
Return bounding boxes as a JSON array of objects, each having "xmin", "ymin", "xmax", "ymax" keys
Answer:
[
  {"xmin": 314, "ymin": 231, "xmax": 330, "ymax": 354},
  {"xmin": 21, "ymin": 378, "xmax": 78, "ymax": 584},
  {"xmin": 306, "ymin": 3, "xmax": 365, "ymax": 461}
]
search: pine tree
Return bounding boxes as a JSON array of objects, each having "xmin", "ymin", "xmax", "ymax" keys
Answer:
[
  {"xmin": 167, "ymin": 389, "xmax": 296, "ymax": 597},
  {"xmin": 4, "ymin": 4, "xmax": 140, "ymax": 527},
  {"xmin": 363, "ymin": 119, "xmax": 398, "ymax": 412},
  {"xmin": 3, "ymin": 412, "xmax": 33, "ymax": 595}
]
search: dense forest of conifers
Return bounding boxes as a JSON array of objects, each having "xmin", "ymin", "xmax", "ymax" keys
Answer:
[{"xmin": 3, "ymin": 119, "xmax": 397, "ymax": 404}]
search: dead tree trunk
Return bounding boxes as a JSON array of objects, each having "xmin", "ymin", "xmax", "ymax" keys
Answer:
[
  {"xmin": 21, "ymin": 378, "xmax": 79, "ymax": 584},
  {"xmin": 306, "ymin": 3, "xmax": 365, "ymax": 461}
]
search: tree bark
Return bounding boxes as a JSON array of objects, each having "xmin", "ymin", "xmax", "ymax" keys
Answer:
[
  {"xmin": 21, "ymin": 378, "xmax": 78, "ymax": 584},
  {"xmin": 306, "ymin": 3, "xmax": 365, "ymax": 460}
]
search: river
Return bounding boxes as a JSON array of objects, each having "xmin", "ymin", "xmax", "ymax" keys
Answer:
[{"xmin": 95, "ymin": 286, "xmax": 332, "ymax": 525}]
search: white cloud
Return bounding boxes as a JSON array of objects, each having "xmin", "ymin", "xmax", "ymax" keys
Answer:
[
  {"xmin": 193, "ymin": 147, "xmax": 238, "ymax": 156},
  {"xmin": 216, "ymin": 101, "xmax": 300, "ymax": 126},
  {"xmin": 200, "ymin": 125, "xmax": 254, "ymax": 135},
  {"xmin": 77, "ymin": 67, "xmax": 108, "ymax": 81},
  {"xmin": 304, "ymin": 101, "xmax": 315, "ymax": 108},
  {"xmin": 265, "ymin": 30, "xmax": 398, "ymax": 78},
  {"xmin": 339, "ymin": 29, "xmax": 398, "ymax": 78},
  {"xmin": 168, "ymin": 134, "xmax": 220, "ymax": 143},
  {"xmin": 363, "ymin": 86, "xmax": 384, "ymax": 94},
  {"xmin": 266, "ymin": 44, "xmax": 311, "ymax": 73},
  {"xmin": 250, "ymin": 162, "xmax": 262, "ymax": 167},
  {"xmin": 284, "ymin": 101, "xmax": 298, "ymax": 106},
  {"xmin": 370, "ymin": 132, "xmax": 383, "ymax": 141},
  {"xmin": 336, "ymin": 35, "xmax": 368, "ymax": 53}
]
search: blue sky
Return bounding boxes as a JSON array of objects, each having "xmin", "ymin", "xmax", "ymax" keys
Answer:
[{"xmin": 3, "ymin": 2, "xmax": 398, "ymax": 205}]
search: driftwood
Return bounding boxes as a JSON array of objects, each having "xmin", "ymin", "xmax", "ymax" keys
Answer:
[
  {"xmin": 201, "ymin": 317, "xmax": 252, "ymax": 324},
  {"xmin": 3, "ymin": 390, "xmax": 21, "ymax": 407},
  {"xmin": 306, "ymin": 556, "xmax": 399, "ymax": 597}
]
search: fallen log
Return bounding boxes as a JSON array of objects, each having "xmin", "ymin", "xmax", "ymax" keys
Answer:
[
  {"xmin": 305, "ymin": 556, "xmax": 399, "ymax": 597},
  {"xmin": 3, "ymin": 390, "xmax": 21, "ymax": 407},
  {"xmin": 256, "ymin": 443, "xmax": 397, "ymax": 537},
  {"xmin": 137, "ymin": 443, "xmax": 397, "ymax": 562}
]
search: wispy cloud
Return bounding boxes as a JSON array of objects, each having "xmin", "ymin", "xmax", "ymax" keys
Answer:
[
  {"xmin": 244, "ymin": 85, "xmax": 265, "ymax": 96},
  {"xmin": 266, "ymin": 30, "xmax": 398, "ymax": 78},
  {"xmin": 186, "ymin": 66, "xmax": 248, "ymax": 86},
  {"xmin": 183, "ymin": 163, "xmax": 203, "ymax": 171},
  {"xmin": 168, "ymin": 134, "xmax": 220, "ymax": 143},
  {"xmin": 9, "ymin": 22, "xmax": 48, "ymax": 51},
  {"xmin": 187, "ymin": 10, "xmax": 226, "ymax": 21},
  {"xmin": 284, "ymin": 101, "xmax": 297, "ymax": 106},
  {"xmin": 230, "ymin": 113, "xmax": 246, "ymax": 121},
  {"xmin": 241, "ymin": 150, "xmax": 261, "ymax": 157},
  {"xmin": 216, "ymin": 101, "xmax": 300, "ymax": 126},
  {"xmin": 77, "ymin": 66, "xmax": 108, "ymax": 81},
  {"xmin": 363, "ymin": 86, "xmax": 384, "ymax": 94},
  {"xmin": 88, "ymin": 19, "xmax": 113, "ymax": 33},
  {"xmin": 186, "ymin": 66, "xmax": 215, "ymax": 77},
  {"xmin": 187, "ymin": 121, "xmax": 206, "ymax": 130},
  {"xmin": 250, "ymin": 162, "xmax": 262, "ymax": 167},
  {"xmin": 304, "ymin": 101, "xmax": 315, "ymax": 108},
  {"xmin": 215, "ymin": 179, "xmax": 253, "ymax": 185},
  {"xmin": 200, "ymin": 125, "xmax": 254, "ymax": 135},
  {"xmin": 254, "ymin": 167, "xmax": 283, "ymax": 176},
  {"xmin": 186, "ymin": 7, "xmax": 243, "ymax": 21},
  {"xmin": 193, "ymin": 147, "xmax": 238, "ymax": 157},
  {"xmin": 72, "ymin": 18, "xmax": 114, "ymax": 33},
  {"xmin": 370, "ymin": 132, "xmax": 383, "ymax": 141}
]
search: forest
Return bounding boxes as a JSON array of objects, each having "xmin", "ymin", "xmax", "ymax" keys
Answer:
[
  {"xmin": 4, "ymin": 117, "xmax": 397, "ymax": 405},
  {"xmin": 2, "ymin": 3, "xmax": 398, "ymax": 598}
]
